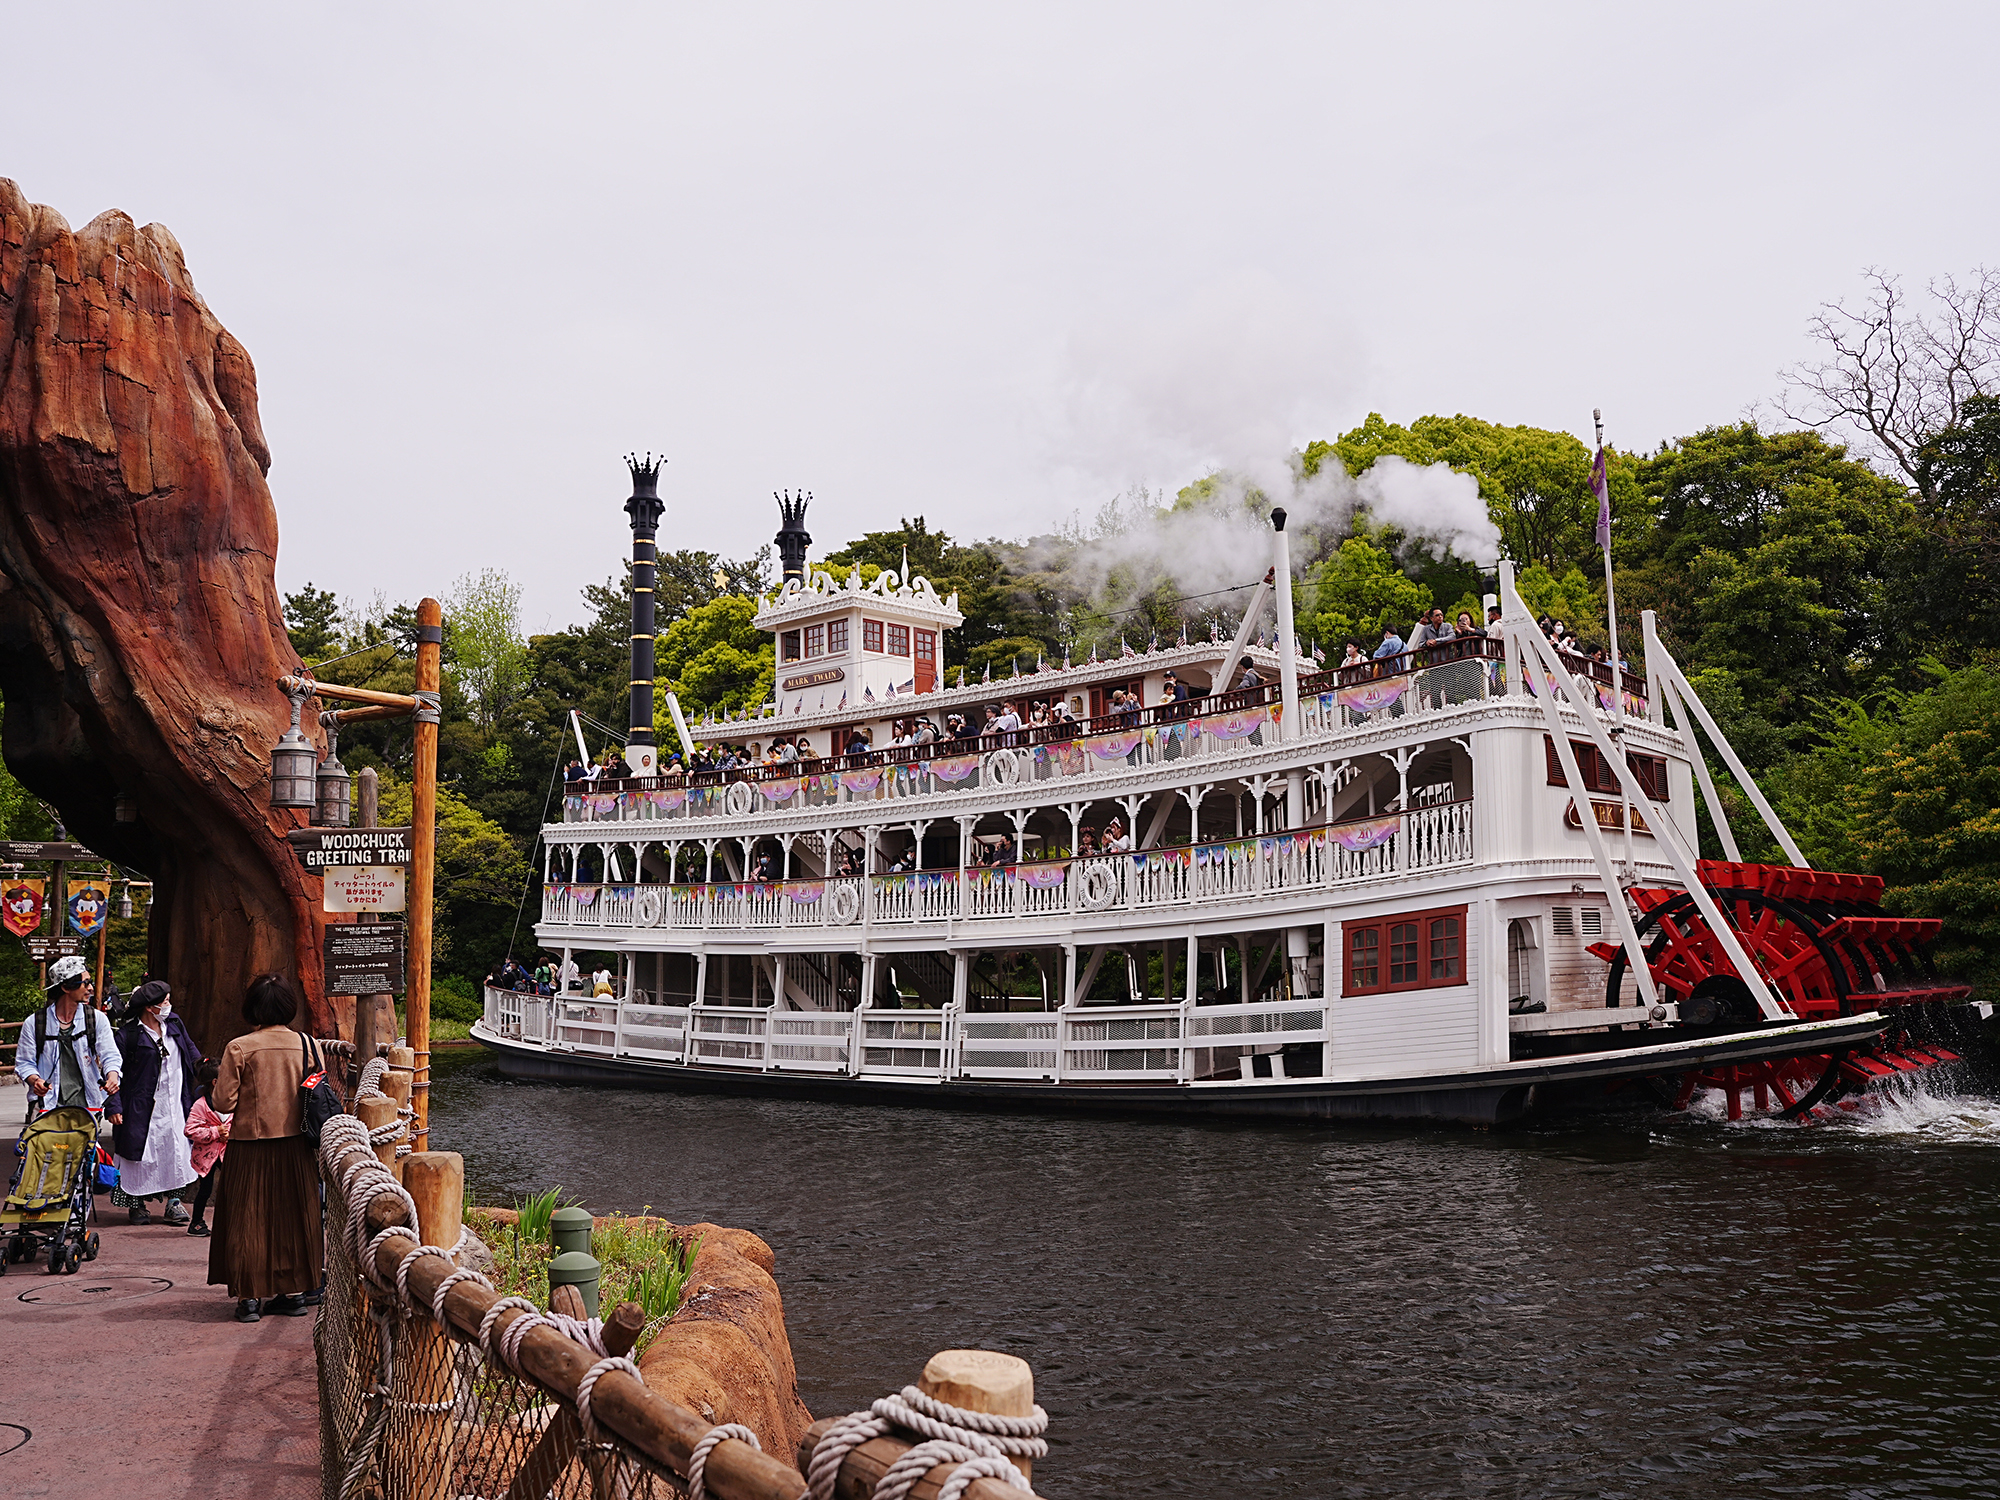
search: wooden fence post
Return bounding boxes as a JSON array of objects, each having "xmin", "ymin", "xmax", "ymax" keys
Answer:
[
  {"xmin": 355, "ymin": 1096, "xmax": 401, "ymax": 1173},
  {"xmin": 399, "ymin": 1151, "xmax": 464, "ymax": 1500},
  {"xmin": 919, "ymin": 1351, "xmax": 1036, "ymax": 1486},
  {"xmin": 799, "ymin": 1349, "xmax": 1041, "ymax": 1499}
]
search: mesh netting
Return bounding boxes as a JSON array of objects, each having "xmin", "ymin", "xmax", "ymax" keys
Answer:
[{"xmin": 316, "ymin": 1155, "xmax": 684, "ymax": 1500}]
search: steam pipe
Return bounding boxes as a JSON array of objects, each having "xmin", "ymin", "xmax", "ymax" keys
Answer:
[
  {"xmin": 1270, "ymin": 508, "xmax": 1301, "ymax": 741},
  {"xmin": 624, "ymin": 454, "xmax": 667, "ymax": 774}
]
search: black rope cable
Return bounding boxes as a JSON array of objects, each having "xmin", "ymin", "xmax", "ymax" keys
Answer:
[
  {"xmin": 503, "ymin": 742, "xmax": 569, "ymax": 963},
  {"xmin": 1063, "ymin": 577, "xmax": 1265, "ymax": 627}
]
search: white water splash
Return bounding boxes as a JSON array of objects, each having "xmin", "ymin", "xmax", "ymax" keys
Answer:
[{"xmin": 1681, "ymin": 1068, "xmax": 2000, "ymax": 1144}]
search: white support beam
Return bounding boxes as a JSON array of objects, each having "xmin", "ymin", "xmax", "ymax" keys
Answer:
[{"xmin": 1508, "ymin": 575, "xmax": 1790, "ymax": 1021}]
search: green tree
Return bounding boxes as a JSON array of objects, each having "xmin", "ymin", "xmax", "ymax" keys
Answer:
[
  {"xmin": 1306, "ymin": 413, "xmax": 1649, "ymax": 575},
  {"xmin": 283, "ymin": 583, "xmax": 343, "ymax": 662},
  {"xmin": 1635, "ymin": 424, "xmax": 1913, "ymax": 724},
  {"xmin": 1299, "ymin": 537, "xmax": 1432, "ymax": 650},
  {"xmin": 654, "ymin": 595, "xmax": 774, "ymax": 720},
  {"xmin": 0, "ymin": 693, "xmax": 57, "ymax": 1020},
  {"xmin": 1774, "ymin": 667, "xmax": 2000, "ymax": 995},
  {"xmin": 1892, "ymin": 392, "xmax": 2000, "ymax": 661},
  {"xmin": 444, "ymin": 567, "xmax": 530, "ymax": 731},
  {"xmin": 377, "ymin": 773, "xmax": 530, "ymax": 983}
]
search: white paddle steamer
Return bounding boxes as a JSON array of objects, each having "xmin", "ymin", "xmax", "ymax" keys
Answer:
[{"xmin": 474, "ymin": 464, "xmax": 1980, "ymax": 1123}]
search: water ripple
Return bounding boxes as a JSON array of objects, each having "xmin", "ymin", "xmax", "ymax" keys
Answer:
[{"xmin": 431, "ymin": 1051, "xmax": 2000, "ymax": 1499}]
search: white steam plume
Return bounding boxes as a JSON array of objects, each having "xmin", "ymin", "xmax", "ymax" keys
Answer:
[{"xmin": 1035, "ymin": 452, "xmax": 1499, "ymax": 618}]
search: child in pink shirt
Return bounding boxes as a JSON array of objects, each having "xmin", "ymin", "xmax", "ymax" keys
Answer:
[{"xmin": 183, "ymin": 1059, "xmax": 233, "ymax": 1238}]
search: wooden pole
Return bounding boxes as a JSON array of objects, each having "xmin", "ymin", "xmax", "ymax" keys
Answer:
[
  {"xmin": 93, "ymin": 874, "xmax": 109, "ymax": 1004},
  {"xmin": 505, "ymin": 1300, "xmax": 646, "ymax": 1500},
  {"xmin": 356, "ymin": 1095, "xmax": 401, "ymax": 1171},
  {"xmin": 398, "ymin": 1151, "xmax": 464, "ymax": 1500},
  {"xmin": 919, "ymin": 1351, "xmax": 1036, "ymax": 1484},
  {"xmin": 409, "ymin": 597, "xmax": 442, "ymax": 1149},
  {"xmin": 347, "ymin": 766, "xmax": 394, "ymax": 1105},
  {"xmin": 799, "ymin": 1349, "xmax": 1041, "ymax": 1500}
]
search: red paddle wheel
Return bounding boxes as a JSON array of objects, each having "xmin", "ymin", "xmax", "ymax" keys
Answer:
[{"xmin": 1589, "ymin": 861, "xmax": 1972, "ymax": 1119}]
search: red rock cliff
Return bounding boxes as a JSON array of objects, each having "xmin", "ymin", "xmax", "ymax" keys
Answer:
[{"xmin": 0, "ymin": 180, "xmax": 324, "ymax": 1050}]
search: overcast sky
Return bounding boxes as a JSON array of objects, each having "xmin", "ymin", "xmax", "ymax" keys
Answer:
[{"xmin": 9, "ymin": 2, "xmax": 1996, "ymax": 632}]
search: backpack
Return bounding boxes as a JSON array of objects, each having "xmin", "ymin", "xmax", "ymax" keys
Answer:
[
  {"xmin": 298, "ymin": 1032, "xmax": 344, "ymax": 1144},
  {"xmin": 31, "ymin": 1003, "xmax": 106, "ymax": 1068}
]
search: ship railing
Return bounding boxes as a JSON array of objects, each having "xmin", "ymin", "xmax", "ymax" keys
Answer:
[
  {"xmin": 1183, "ymin": 997, "xmax": 1331, "ymax": 1082},
  {"xmin": 551, "ymin": 996, "xmax": 620, "ymax": 1053},
  {"xmin": 767, "ymin": 1008, "xmax": 854, "ymax": 1070},
  {"xmin": 618, "ymin": 1002, "xmax": 692, "ymax": 1063},
  {"xmin": 957, "ymin": 1013, "xmax": 1060, "ymax": 1079},
  {"xmin": 484, "ymin": 986, "xmax": 1337, "ymax": 1088},
  {"xmin": 857, "ymin": 1006, "xmax": 954, "ymax": 1080},
  {"xmin": 538, "ymin": 800, "xmax": 1473, "ymax": 933},
  {"xmin": 1060, "ymin": 1004, "xmax": 1184, "ymax": 1081},
  {"xmin": 556, "ymin": 637, "xmax": 1630, "ymax": 826},
  {"xmin": 687, "ymin": 1003, "xmax": 770, "ymax": 1067},
  {"xmin": 482, "ymin": 984, "xmax": 526, "ymax": 1039}
]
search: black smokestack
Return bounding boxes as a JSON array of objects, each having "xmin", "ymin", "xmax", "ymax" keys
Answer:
[
  {"xmin": 624, "ymin": 453, "xmax": 666, "ymax": 751},
  {"xmin": 775, "ymin": 490, "xmax": 812, "ymax": 584}
]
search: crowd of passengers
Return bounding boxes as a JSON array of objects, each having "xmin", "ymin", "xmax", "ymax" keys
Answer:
[
  {"xmin": 1334, "ymin": 605, "xmax": 1629, "ymax": 675},
  {"xmin": 561, "ymin": 613, "xmax": 1633, "ymax": 792},
  {"xmin": 560, "ymin": 670, "xmax": 1232, "ymax": 785}
]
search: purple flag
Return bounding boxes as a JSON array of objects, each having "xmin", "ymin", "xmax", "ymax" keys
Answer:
[{"xmin": 1591, "ymin": 446, "xmax": 1611, "ymax": 552}]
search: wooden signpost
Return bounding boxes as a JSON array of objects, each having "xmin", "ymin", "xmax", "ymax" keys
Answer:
[
  {"xmin": 286, "ymin": 595, "xmax": 443, "ymax": 1148},
  {"xmin": 6, "ymin": 841, "xmax": 119, "ymax": 995}
]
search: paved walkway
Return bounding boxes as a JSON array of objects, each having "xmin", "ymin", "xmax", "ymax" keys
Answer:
[{"xmin": 0, "ymin": 1080, "xmax": 321, "ymax": 1498}]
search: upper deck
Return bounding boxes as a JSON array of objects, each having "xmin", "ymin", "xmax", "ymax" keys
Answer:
[{"xmin": 552, "ymin": 635, "xmax": 1651, "ymax": 843}]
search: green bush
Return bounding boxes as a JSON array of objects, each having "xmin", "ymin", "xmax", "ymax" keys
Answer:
[{"xmin": 432, "ymin": 972, "xmax": 483, "ymax": 1023}]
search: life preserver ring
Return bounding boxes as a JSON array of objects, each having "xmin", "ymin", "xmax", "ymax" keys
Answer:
[
  {"xmin": 986, "ymin": 749, "xmax": 1025, "ymax": 785},
  {"xmin": 725, "ymin": 781, "xmax": 757, "ymax": 817},
  {"xmin": 1078, "ymin": 861, "xmax": 1121, "ymax": 911},
  {"xmin": 635, "ymin": 889, "xmax": 666, "ymax": 927},
  {"xmin": 827, "ymin": 882, "xmax": 863, "ymax": 925}
]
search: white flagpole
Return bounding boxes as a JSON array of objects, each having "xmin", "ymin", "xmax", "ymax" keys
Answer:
[{"xmin": 1594, "ymin": 407, "xmax": 1633, "ymax": 875}]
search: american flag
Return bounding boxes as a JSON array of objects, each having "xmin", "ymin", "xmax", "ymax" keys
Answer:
[{"xmin": 1120, "ymin": 636, "xmax": 1136, "ymax": 658}]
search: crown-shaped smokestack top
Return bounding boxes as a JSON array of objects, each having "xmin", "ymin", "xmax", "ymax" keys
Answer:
[
  {"xmin": 624, "ymin": 452, "xmax": 666, "ymax": 536},
  {"xmin": 775, "ymin": 488, "xmax": 813, "ymax": 582},
  {"xmin": 626, "ymin": 452, "xmax": 663, "ymax": 492}
]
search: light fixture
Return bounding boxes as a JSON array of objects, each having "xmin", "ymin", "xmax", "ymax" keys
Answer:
[
  {"xmin": 270, "ymin": 680, "xmax": 318, "ymax": 809},
  {"xmin": 315, "ymin": 715, "xmax": 352, "ymax": 828},
  {"xmin": 114, "ymin": 793, "xmax": 137, "ymax": 824},
  {"xmin": 118, "ymin": 886, "xmax": 133, "ymax": 921}
]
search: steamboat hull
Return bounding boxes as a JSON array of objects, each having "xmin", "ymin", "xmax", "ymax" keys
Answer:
[{"xmin": 474, "ymin": 1012, "xmax": 1893, "ymax": 1126}]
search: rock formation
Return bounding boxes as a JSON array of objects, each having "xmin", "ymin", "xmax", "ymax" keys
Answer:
[
  {"xmin": 0, "ymin": 180, "xmax": 323, "ymax": 1051},
  {"xmin": 641, "ymin": 1221, "xmax": 815, "ymax": 1455}
]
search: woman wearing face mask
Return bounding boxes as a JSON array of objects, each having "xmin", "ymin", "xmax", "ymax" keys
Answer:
[{"xmin": 105, "ymin": 979, "xmax": 203, "ymax": 1226}]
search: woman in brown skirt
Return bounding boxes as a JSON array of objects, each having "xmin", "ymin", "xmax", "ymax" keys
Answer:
[{"xmin": 209, "ymin": 974, "xmax": 345, "ymax": 1323}]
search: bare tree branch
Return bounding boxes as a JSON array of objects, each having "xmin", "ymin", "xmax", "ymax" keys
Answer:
[{"xmin": 1778, "ymin": 265, "xmax": 2000, "ymax": 499}]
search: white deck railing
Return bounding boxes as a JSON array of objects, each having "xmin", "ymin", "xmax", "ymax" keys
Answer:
[
  {"xmin": 540, "ymin": 801, "xmax": 1471, "ymax": 934},
  {"xmin": 555, "ymin": 644, "xmax": 1555, "ymax": 831},
  {"xmin": 483, "ymin": 989, "xmax": 1329, "ymax": 1087}
]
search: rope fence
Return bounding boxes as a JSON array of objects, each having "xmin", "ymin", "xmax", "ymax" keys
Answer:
[{"xmin": 314, "ymin": 1111, "xmax": 1048, "ymax": 1500}]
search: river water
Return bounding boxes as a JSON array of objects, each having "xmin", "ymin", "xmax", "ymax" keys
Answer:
[{"xmin": 429, "ymin": 1049, "xmax": 2000, "ymax": 1499}]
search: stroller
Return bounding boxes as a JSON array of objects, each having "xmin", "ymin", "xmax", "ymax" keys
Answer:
[{"xmin": 1, "ymin": 1106, "xmax": 102, "ymax": 1275}]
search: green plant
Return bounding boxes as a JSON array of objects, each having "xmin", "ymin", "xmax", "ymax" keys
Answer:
[
  {"xmin": 514, "ymin": 1185, "xmax": 570, "ymax": 1243},
  {"xmin": 629, "ymin": 1233, "xmax": 702, "ymax": 1322}
]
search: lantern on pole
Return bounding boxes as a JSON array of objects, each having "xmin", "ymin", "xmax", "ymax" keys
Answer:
[
  {"xmin": 270, "ymin": 680, "xmax": 318, "ymax": 809},
  {"xmin": 315, "ymin": 715, "xmax": 352, "ymax": 828},
  {"xmin": 118, "ymin": 885, "xmax": 133, "ymax": 921}
]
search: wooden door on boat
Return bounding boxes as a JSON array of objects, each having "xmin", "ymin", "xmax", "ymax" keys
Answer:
[{"xmin": 914, "ymin": 629, "xmax": 937, "ymax": 693}]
